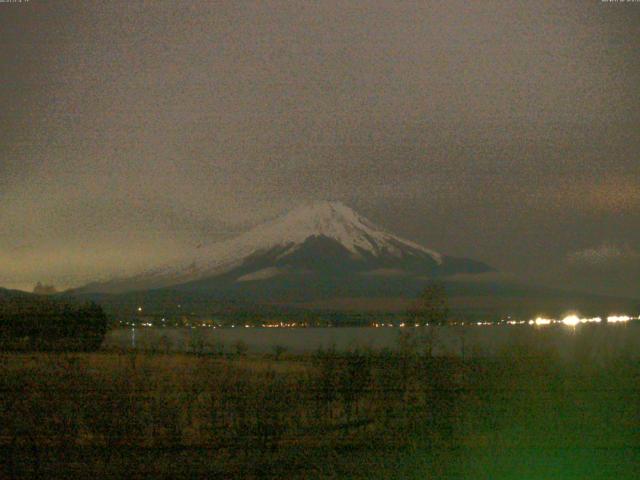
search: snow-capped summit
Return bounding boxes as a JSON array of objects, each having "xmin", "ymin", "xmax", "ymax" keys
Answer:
[
  {"xmin": 75, "ymin": 201, "xmax": 491, "ymax": 294},
  {"xmin": 212, "ymin": 200, "xmax": 442, "ymax": 263}
]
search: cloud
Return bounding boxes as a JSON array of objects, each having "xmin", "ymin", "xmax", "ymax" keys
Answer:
[
  {"xmin": 1, "ymin": 1, "xmax": 639, "ymax": 298},
  {"xmin": 562, "ymin": 244, "xmax": 640, "ymax": 299},
  {"xmin": 567, "ymin": 244, "xmax": 640, "ymax": 268},
  {"xmin": 445, "ymin": 271, "xmax": 517, "ymax": 283}
]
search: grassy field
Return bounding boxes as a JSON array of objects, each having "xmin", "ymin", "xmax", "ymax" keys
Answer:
[{"xmin": 1, "ymin": 329, "xmax": 639, "ymax": 478}]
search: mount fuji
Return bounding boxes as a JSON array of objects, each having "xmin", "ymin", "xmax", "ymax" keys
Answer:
[{"xmin": 74, "ymin": 201, "xmax": 493, "ymax": 301}]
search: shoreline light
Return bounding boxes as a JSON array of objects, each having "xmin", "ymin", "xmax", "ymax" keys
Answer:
[
  {"xmin": 534, "ymin": 317, "xmax": 552, "ymax": 326},
  {"xmin": 584, "ymin": 317, "xmax": 602, "ymax": 324},
  {"xmin": 561, "ymin": 315, "xmax": 580, "ymax": 327}
]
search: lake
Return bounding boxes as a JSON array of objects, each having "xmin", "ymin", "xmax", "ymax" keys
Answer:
[{"xmin": 104, "ymin": 322, "xmax": 640, "ymax": 359}]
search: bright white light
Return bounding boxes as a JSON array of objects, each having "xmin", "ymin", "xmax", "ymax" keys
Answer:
[
  {"xmin": 534, "ymin": 317, "xmax": 552, "ymax": 326},
  {"xmin": 137, "ymin": 306, "xmax": 142, "ymax": 312},
  {"xmin": 562, "ymin": 315, "xmax": 580, "ymax": 327},
  {"xmin": 607, "ymin": 315, "xmax": 631, "ymax": 323}
]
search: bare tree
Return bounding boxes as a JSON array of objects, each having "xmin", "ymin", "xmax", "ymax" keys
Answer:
[
  {"xmin": 407, "ymin": 282, "xmax": 450, "ymax": 326},
  {"xmin": 271, "ymin": 344, "xmax": 287, "ymax": 360},
  {"xmin": 234, "ymin": 340, "xmax": 249, "ymax": 357},
  {"xmin": 406, "ymin": 282, "xmax": 450, "ymax": 357}
]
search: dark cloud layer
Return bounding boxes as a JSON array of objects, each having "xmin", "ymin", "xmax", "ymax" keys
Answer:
[{"xmin": 1, "ymin": 1, "xmax": 639, "ymax": 296}]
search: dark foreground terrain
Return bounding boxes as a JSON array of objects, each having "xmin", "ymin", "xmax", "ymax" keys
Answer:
[{"xmin": 1, "ymin": 327, "xmax": 639, "ymax": 479}]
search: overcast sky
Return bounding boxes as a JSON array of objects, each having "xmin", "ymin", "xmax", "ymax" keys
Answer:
[{"xmin": 1, "ymin": 1, "xmax": 639, "ymax": 297}]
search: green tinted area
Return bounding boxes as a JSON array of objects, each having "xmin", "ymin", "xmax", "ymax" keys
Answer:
[{"xmin": 0, "ymin": 333, "xmax": 638, "ymax": 479}]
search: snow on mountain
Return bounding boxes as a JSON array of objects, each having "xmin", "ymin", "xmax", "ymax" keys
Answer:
[
  {"xmin": 195, "ymin": 200, "xmax": 442, "ymax": 266},
  {"xmin": 76, "ymin": 201, "xmax": 447, "ymax": 293}
]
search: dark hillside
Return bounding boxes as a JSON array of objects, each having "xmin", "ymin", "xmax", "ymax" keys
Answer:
[{"xmin": 0, "ymin": 288, "xmax": 108, "ymax": 351}]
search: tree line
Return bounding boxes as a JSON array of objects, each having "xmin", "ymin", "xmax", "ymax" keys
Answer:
[{"xmin": 0, "ymin": 296, "xmax": 108, "ymax": 351}]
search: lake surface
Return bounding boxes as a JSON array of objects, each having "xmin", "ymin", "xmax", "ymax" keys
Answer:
[{"xmin": 104, "ymin": 322, "xmax": 640, "ymax": 359}]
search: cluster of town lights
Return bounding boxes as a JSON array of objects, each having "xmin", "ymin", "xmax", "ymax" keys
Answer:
[
  {"xmin": 532, "ymin": 315, "xmax": 635, "ymax": 326},
  {"xmin": 131, "ymin": 316, "xmax": 636, "ymax": 329},
  {"xmin": 372, "ymin": 314, "xmax": 637, "ymax": 328},
  {"xmin": 132, "ymin": 304, "xmax": 636, "ymax": 329},
  {"xmin": 263, "ymin": 322, "xmax": 304, "ymax": 328}
]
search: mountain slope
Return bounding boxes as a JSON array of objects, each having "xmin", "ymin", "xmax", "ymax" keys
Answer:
[
  {"xmin": 0, "ymin": 287, "xmax": 33, "ymax": 301},
  {"xmin": 68, "ymin": 201, "xmax": 640, "ymax": 318},
  {"xmin": 75, "ymin": 201, "xmax": 493, "ymax": 296}
]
